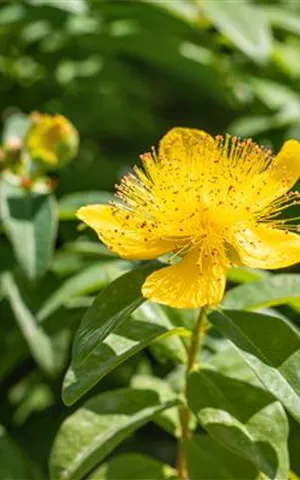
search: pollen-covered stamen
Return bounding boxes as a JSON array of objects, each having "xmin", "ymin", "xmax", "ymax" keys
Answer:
[
  {"xmin": 185, "ymin": 222, "xmax": 229, "ymax": 271},
  {"xmin": 253, "ymin": 190, "xmax": 300, "ymax": 232},
  {"xmin": 112, "ymin": 130, "xmax": 300, "ymax": 271},
  {"xmin": 213, "ymin": 135, "xmax": 274, "ymax": 211},
  {"xmin": 215, "ymin": 135, "xmax": 272, "ymax": 177},
  {"xmin": 115, "ymin": 168, "xmax": 158, "ymax": 217}
]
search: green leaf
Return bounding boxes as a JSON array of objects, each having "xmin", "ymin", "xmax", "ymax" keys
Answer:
[
  {"xmin": 0, "ymin": 425, "xmax": 39, "ymax": 480},
  {"xmin": 63, "ymin": 240, "xmax": 115, "ymax": 258},
  {"xmin": 289, "ymin": 418, "xmax": 300, "ymax": 477},
  {"xmin": 203, "ymin": 340, "xmax": 262, "ymax": 387},
  {"xmin": 187, "ymin": 370, "xmax": 289, "ymax": 479},
  {"xmin": 115, "ymin": 28, "xmax": 227, "ymax": 103},
  {"xmin": 49, "ymin": 388, "xmax": 180, "ymax": 480},
  {"xmin": 272, "ymin": 40, "xmax": 300, "ymax": 79},
  {"xmin": 1, "ymin": 272, "xmax": 55, "ymax": 376},
  {"xmin": 227, "ymin": 267, "xmax": 269, "ymax": 285},
  {"xmin": 223, "ymin": 274, "xmax": 300, "ymax": 311},
  {"xmin": 58, "ymin": 191, "xmax": 112, "ymax": 220},
  {"xmin": 201, "ymin": 0, "xmax": 271, "ymax": 63},
  {"xmin": 131, "ymin": 374, "xmax": 182, "ymax": 437},
  {"xmin": 26, "ymin": 0, "xmax": 88, "ymax": 14},
  {"xmin": 249, "ymin": 77, "xmax": 299, "ymax": 110},
  {"xmin": 0, "ymin": 242, "xmax": 15, "ymax": 277},
  {"xmin": 51, "ymin": 252, "xmax": 93, "ymax": 277},
  {"xmin": 87, "ymin": 453, "xmax": 175, "ymax": 480},
  {"xmin": 89, "ymin": 454, "xmax": 174, "ymax": 480},
  {"xmin": 0, "ymin": 332, "xmax": 27, "ymax": 383},
  {"xmin": 144, "ymin": 0, "xmax": 199, "ymax": 25},
  {"xmin": 51, "ymin": 242, "xmax": 116, "ymax": 277},
  {"xmin": 133, "ymin": 302, "xmax": 188, "ymax": 364},
  {"xmin": 229, "ymin": 116, "xmax": 273, "ymax": 137},
  {"xmin": 264, "ymin": 5, "xmax": 300, "ymax": 36},
  {"xmin": 184, "ymin": 435, "xmax": 260, "ymax": 480},
  {"xmin": 0, "ymin": 179, "xmax": 57, "ymax": 280},
  {"xmin": 37, "ymin": 261, "xmax": 128, "ymax": 322},
  {"xmin": 209, "ymin": 309, "xmax": 300, "ymax": 424},
  {"xmin": 72, "ymin": 261, "xmax": 162, "ymax": 367},
  {"xmin": 62, "ymin": 313, "xmax": 185, "ymax": 405}
]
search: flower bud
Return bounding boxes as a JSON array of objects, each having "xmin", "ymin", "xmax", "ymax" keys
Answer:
[{"xmin": 25, "ymin": 112, "xmax": 79, "ymax": 169}]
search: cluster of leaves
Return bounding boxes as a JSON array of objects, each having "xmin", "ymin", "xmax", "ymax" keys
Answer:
[{"xmin": 1, "ymin": 0, "xmax": 300, "ymax": 479}]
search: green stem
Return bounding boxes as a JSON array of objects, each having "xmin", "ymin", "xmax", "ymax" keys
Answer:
[{"xmin": 177, "ymin": 307, "xmax": 207, "ymax": 480}]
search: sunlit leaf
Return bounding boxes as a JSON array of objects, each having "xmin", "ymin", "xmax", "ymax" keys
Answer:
[
  {"xmin": 229, "ymin": 116, "xmax": 273, "ymax": 137},
  {"xmin": 131, "ymin": 374, "xmax": 182, "ymax": 437},
  {"xmin": 209, "ymin": 309, "xmax": 300, "ymax": 424},
  {"xmin": 227, "ymin": 267, "xmax": 269, "ymax": 285},
  {"xmin": 1, "ymin": 272, "xmax": 55, "ymax": 377},
  {"xmin": 133, "ymin": 302, "xmax": 188, "ymax": 364},
  {"xmin": 50, "ymin": 388, "xmax": 180, "ymax": 480},
  {"xmin": 188, "ymin": 370, "xmax": 289, "ymax": 479},
  {"xmin": 249, "ymin": 77, "xmax": 299, "ymax": 110},
  {"xmin": 72, "ymin": 261, "xmax": 162, "ymax": 367},
  {"xmin": 87, "ymin": 453, "xmax": 175, "ymax": 480},
  {"xmin": 223, "ymin": 274, "xmax": 300, "ymax": 311},
  {"xmin": 37, "ymin": 261, "xmax": 128, "ymax": 321},
  {"xmin": 184, "ymin": 435, "xmax": 260, "ymax": 479},
  {"xmin": 0, "ymin": 179, "xmax": 57, "ymax": 280},
  {"xmin": 63, "ymin": 313, "xmax": 186, "ymax": 405},
  {"xmin": 26, "ymin": 0, "xmax": 88, "ymax": 14},
  {"xmin": 201, "ymin": 0, "xmax": 271, "ymax": 63},
  {"xmin": 264, "ymin": 5, "xmax": 300, "ymax": 36}
]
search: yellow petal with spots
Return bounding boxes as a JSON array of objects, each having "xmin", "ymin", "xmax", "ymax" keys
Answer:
[
  {"xmin": 142, "ymin": 248, "xmax": 227, "ymax": 309},
  {"xmin": 261, "ymin": 140, "xmax": 300, "ymax": 203},
  {"xmin": 235, "ymin": 224, "xmax": 300, "ymax": 269},
  {"xmin": 77, "ymin": 205, "xmax": 174, "ymax": 260}
]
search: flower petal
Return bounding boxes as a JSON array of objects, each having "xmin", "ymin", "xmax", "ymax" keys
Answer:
[
  {"xmin": 158, "ymin": 127, "xmax": 215, "ymax": 165},
  {"xmin": 142, "ymin": 248, "xmax": 227, "ymax": 309},
  {"xmin": 77, "ymin": 205, "xmax": 174, "ymax": 260},
  {"xmin": 235, "ymin": 224, "xmax": 300, "ymax": 269},
  {"xmin": 259, "ymin": 140, "xmax": 300, "ymax": 205}
]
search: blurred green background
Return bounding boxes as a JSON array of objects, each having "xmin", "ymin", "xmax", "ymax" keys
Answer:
[
  {"xmin": 3, "ymin": 0, "xmax": 300, "ymax": 197},
  {"xmin": 2, "ymin": 0, "xmax": 300, "ymax": 478}
]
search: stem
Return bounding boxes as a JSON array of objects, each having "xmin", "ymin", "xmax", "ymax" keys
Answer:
[{"xmin": 177, "ymin": 307, "xmax": 206, "ymax": 480}]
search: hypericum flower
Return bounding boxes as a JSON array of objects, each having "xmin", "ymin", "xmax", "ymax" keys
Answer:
[
  {"xmin": 26, "ymin": 112, "xmax": 79, "ymax": 169},
  {"xmin": 77, "ymin": 128, "xmax": 300, "ymax": 309}
]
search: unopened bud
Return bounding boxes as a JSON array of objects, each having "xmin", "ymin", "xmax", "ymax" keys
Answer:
[{"xmin": 25, "ymin": 112, "xmax": 79, "ymax": 169}]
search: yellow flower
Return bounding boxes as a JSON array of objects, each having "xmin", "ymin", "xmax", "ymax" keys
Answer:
[
  {"xmin": 26, "ymin": 112, "xmax": 79, "ymax": 169},
  {"xmin": 77, "ymin": 128, "xmax": 300, "ymax": 309}
]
